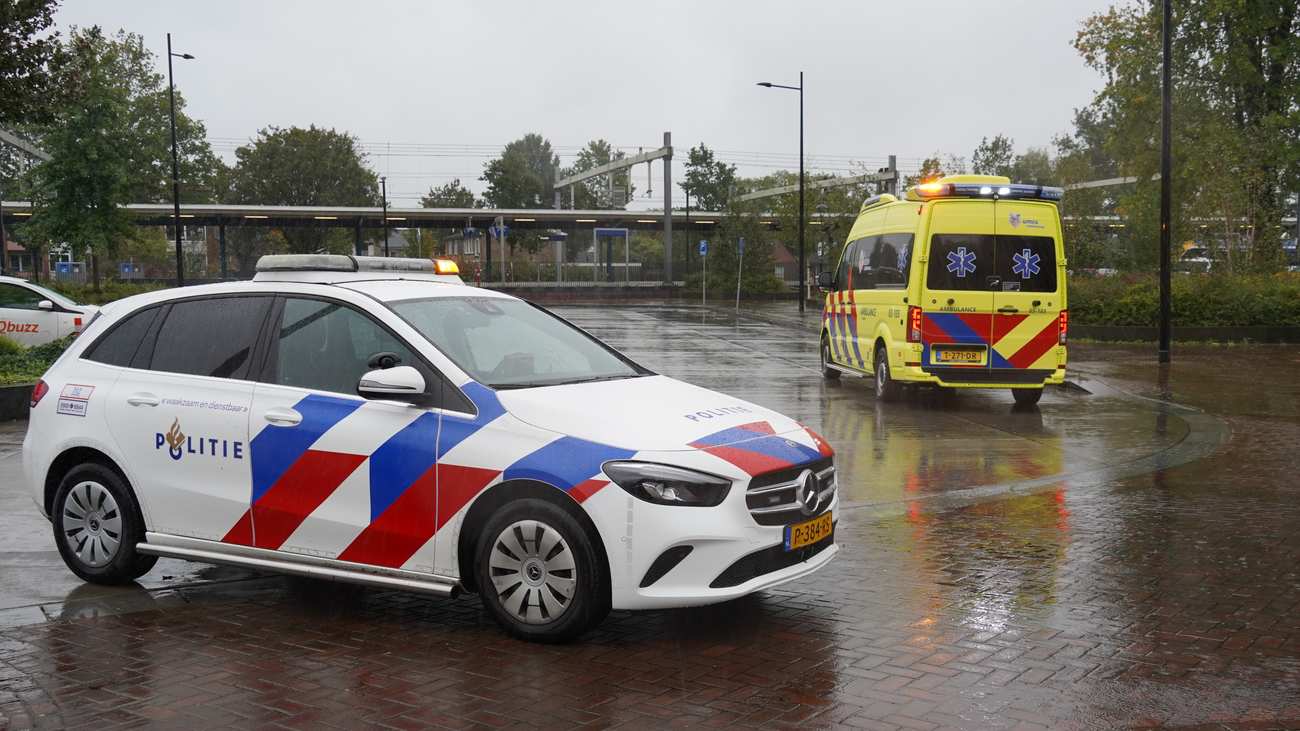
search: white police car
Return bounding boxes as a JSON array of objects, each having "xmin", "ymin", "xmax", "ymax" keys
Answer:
[{"xmin": 23, "ymin": 255, "xmax": 837, "ymax": 642}]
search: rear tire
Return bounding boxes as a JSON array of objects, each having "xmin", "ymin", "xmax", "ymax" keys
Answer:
[
  {"xmin": 820, "ymin": 336, "xmax": 840, "ymax": 380},
  {"xmin": 1012, "ymin": 388, "xmax": 1043, "ymax": 407},
  {"xmin": 873, "ymin": 344, "xmax": 901, "ymax": 401},
  {"xmin": 475, "ymin": 498, "xmax": 605, "ymax": 643},
  {"xmin": 52, "ymin": 463, "xmax": 156, "ymax": 585}
]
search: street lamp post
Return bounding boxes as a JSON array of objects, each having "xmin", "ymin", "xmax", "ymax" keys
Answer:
[
  {"xmin": 166, "ymin": 33, "xmax": 194, "ymax": 286},
  {"xmin": 757, "ymin": 72, "xmax": 805, "ymax": 313},
  {"xmin": 381, "ymin": 176, "xmax": 389, "ymax": 257}
]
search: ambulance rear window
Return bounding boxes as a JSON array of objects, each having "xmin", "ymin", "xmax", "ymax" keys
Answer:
[
  {"xmin": 995, "ymin": 235, "xmax": 1056, "ymax": 292},
  {"xmin": 926, "ymin": 234, "xmax": 1057, "ymax": 292}
]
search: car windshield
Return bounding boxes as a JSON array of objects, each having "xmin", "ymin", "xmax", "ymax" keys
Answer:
[
  {"xmin": 21, "ymin": 281, "xmax": 78, "ymax": 308},
  {"xmin": 388, "ymin": 296, "xmax": 646, "ymax": 389}
]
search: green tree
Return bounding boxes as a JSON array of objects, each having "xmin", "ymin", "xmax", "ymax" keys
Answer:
[
  {"xmin": 681, "ymin": 144, "xmax": 736, "ymax": 211},
  {"xmin": 420, "ymin": 178, "xmax": 479, "ymax": 208},
  {"xmin": 228, "ymin": 125, "xmax": 379, "ymax": 254},
  {"xmin": 1008, "ymin": 148, "xmax": 1057, "ymax": 185},
  {"xmin": 0, "ymin": 0, "xmax": 60, "ymax": 127},
  {"xmin": 1073, "ymin": 0, "xmax": 1300, "ymax": 270},
  {"xmin": 904, "ymin": 152, "xmax": 967, "ymax": 187},
  {"xmin": 24, "ymin": 30, "xmax": 134, "ymax": 289},
  {"xmin": 38, "ymin": 28, "xmax": 222, "ymax": 204},
  {"xmin": 480, "ymin": 133, "xmax": 559, "ymax": 209},
  {"xmin": 560, "ymin": 139, "xmax": 632, "ymax": 209},
  {"xmin": 971, "ymin": 134, "xmax": 1016, "ymax": 176}
]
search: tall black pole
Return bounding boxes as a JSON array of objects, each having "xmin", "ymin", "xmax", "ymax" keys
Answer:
[
  {"xmin": 381, "ymin": 176, "xmax": 389, "ymax": 257},
  {"xmin": 797, "ymin": 71, "xmax": 806, "ymax": 314},
  {"xmin": 0, "ymin": 198, "xmax": 8, "ymax": 277},
  {"xmin": 167, "ymin": 33, "xmax": 184, "ymax": 286},
  {"xmin": 1158, "ymin": 0, "xmax": 1172, "ymax": 363}
]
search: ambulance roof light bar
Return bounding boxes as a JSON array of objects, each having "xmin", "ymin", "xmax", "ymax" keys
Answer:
[{"xmin": 906, "ymin": 175, "xmax": 1064, "ymax": 203}]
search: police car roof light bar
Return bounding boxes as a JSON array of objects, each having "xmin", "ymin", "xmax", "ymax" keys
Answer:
[{"xmin": 255, "ymin": 254, "xmax": 437, "ymax": 273}]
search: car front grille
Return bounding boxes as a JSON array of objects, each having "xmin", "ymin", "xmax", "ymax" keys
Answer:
[{"xmin": 744, "ymin": 456, "xmax": 836, "ymax": 526}]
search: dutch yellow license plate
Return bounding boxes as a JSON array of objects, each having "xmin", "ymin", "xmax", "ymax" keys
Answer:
[
  {"xmin": 936, "ymin": 348, "xmax": 985, "ymax": 364},
  {"xmin": 785, "ymin": 511, "xmax": 833, "ymax": 551}
]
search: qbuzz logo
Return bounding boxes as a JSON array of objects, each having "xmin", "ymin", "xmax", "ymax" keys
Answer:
[{"xmin": 155, "ymin": 417, "xmax": 244, "ymax": 461}]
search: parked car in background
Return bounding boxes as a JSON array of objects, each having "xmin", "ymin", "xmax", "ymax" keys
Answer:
[
  {"xmin": 1174, "ymin": 246, "xmax": 1214, "ymax": 274},
  {"xmin": 0, "ymin": 275, "xmax": 99, "ymax": 346}
]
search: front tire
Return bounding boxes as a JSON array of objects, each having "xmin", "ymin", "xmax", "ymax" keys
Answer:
[
  {"xmin": 820, "ymin": 335, "xmax": 840, "ymax": 380},
  {"xmin": 873, "ymin": 343, "xmax": 902, "ymax": 401},
  {"xmin": 1012, "ymin": 388, "xmax": 1043, "ymax": 407},
  {"xmin": 475, "ymin": 498, "xmax": 605, "ymax": 643},
  {"xmin": 52, "ymin": 463, "xmax": 156, "ymax": 585}
]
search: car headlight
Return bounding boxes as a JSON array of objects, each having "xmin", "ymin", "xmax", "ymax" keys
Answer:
[{"xmin": 602, "ymin": 461, "xmax": 732, "ymax": 507}]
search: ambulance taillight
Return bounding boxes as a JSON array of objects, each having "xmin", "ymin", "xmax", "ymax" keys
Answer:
[
  {"xmin": 1059, "ymin": 310, "xmax": 1069, "ymax": 346},
  {"xmin": 907, "ymin": 306, "xmax": 923, "ymax": 343}
]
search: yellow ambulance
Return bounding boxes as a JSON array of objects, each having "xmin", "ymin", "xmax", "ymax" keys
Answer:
[{"xmin": 816, "ymin": 175, "xmax": 1067, "ymax": 406}]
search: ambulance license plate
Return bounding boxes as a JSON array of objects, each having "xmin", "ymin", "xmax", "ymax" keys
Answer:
[
  {"xmin": 785, "ymin": 512, "xmax": 833, "ymax": 551},
  {"xmin": 935, "ymin": 347, "xmax": 985, "ymax": 364}
]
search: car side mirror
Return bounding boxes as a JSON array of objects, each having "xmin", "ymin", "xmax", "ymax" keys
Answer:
[
  {"xmin": 357, "ymin": 365, "xmax": 428, "ymax": 404},
  {"xmin": 816, "ymin": 271, "xmax": 835, "ymax": 292},
  {"xmin": 37, "ymin": 299, "xmax": 54, "ymax": 311}
]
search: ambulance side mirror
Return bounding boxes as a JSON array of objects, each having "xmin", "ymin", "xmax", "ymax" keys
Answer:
[
  {"xmin": 357, "ymin": 365, "xmax": 428, "ymax": 405},
  {"xmin": 816, "ymin": 272, "xmax": 835, "ymax": 293}
]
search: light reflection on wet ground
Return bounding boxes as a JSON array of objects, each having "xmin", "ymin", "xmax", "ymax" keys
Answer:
[{"xmin": 1, "ymin": 302, "xmax": 1296, "ymax": 729}]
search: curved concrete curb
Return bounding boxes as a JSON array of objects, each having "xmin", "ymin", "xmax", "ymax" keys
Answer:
[{"xmin": 838, "ymin": 378, "xmax": 1231, "ymax": 520}]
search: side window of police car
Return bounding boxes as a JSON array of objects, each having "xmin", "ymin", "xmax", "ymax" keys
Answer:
[
  {"xmin": 269, "ymin": 298, "xmax": 424, "ymax": 397},
  {"xmin": 83, "ymin": 306, "xmax": 161, "ymax": 368},
  {"xmin": 149, "ymin": 297, "xmax": 272, "ymax": 379}
]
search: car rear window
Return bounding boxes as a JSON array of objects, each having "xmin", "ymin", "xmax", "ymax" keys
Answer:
[
  {"xmin": 148, "ymin": 297, "xmax": 272, "ymax": 379},
  {"xmin": 83, "ymin": 306, "xmax": 160, "ymax": 367}
]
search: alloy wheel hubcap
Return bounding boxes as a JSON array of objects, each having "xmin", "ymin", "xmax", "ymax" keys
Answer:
[
  {"xmin": 62, "ymin": 481, "xmax": 122, "ymax": 568},
  {"xmin": 489, "ymin": 519, "xmax": 576, "ymax": 625}
]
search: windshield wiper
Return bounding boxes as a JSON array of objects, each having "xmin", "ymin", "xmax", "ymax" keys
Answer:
[{"xmin": 489, "ymin": 373, "xmax": 643, "ymax": 390}]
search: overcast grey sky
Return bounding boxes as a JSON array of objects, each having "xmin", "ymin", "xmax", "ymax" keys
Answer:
[{"xmin": 56, "ymin": 0, "xmax": 1113, "ymax": 209}]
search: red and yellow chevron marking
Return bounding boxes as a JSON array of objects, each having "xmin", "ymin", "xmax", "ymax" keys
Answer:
[{"xmin": 991, "ymin": 313, "xmax": 1061, "ymax": 370}]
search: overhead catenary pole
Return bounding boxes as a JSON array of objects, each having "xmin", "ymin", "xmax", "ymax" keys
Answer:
[
  {"xmin": 662, "ymin": 131, "xmax": 673, "ymax": 283},
  {"xmin": 381, "ymin": 176, "xmax": 389, "ymax": 256},
  {"xmin": 1158, "ymin": 0, "xmax": 1173, "ymax": 363}
]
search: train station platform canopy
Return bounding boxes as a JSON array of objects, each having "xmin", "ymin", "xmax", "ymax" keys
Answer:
[{"xmin": 0, "ymin": 202, "xmax": 725, "ymax": 232}]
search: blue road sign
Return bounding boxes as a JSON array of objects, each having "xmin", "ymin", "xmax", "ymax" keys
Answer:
[
  {"xmin": 699, "ymin": 240, "xmax": 708, "ymax": 256},
  {"xmin": 738, "ymin": 237, "xmax": 745, "ymax": 253}
]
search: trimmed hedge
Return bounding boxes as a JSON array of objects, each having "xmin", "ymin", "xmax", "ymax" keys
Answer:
[
  {"xmin": 1069, "ymin": 274, "xmax": 1300, "ymax": 328},
  {"xmin": 0, "ymin": 336, "xmax": 74, "ymax": 386},
  {"xmin": 46, "ymin": 280, "xmax": 166, "ymax": 306}
]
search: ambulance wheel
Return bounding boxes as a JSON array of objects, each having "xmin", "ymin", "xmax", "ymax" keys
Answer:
[
  {"xmin": 873, "ymin": 344, "xmax": 901, "ymax": 401},
  {"xmin": 52, "ymin": 463, "xmax": 156, "ymax": 586},
  {"xmin": 475, "ymin": 498, "xmax": 604, "ymax": 643},
  {"xmin": 1012, "ymin": 388, "xmax": 1043, "ymax": 407},
  {"xmin": 820, "ymin": 336, "xmax": 840, "ymax": 379}
]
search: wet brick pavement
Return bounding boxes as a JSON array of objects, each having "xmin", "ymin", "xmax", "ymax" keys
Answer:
[{"xmin": 1, "ymin": 303, "xmax": 1298, "ymax": 729}]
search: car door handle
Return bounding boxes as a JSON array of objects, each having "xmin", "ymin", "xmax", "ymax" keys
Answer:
[
  {"xmin": 263, "ymin": 408, "xmax": 302, "ymax": 427},
  {"xmin": 126, "ymin": 393, "xmax": 160, "ymax": 407},
  {"xmin": 997, "ymin": 306, "xmax": 1020, "ymax": 314}
]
